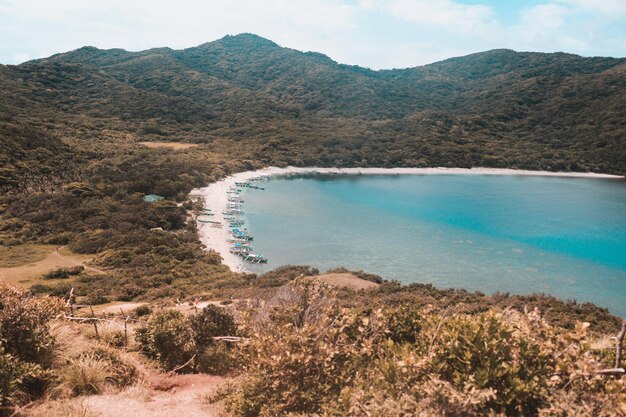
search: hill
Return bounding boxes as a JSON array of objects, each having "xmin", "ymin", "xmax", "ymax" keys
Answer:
[
  {"xmin": 0, "ymin": 33, "xmax": 624, "ymax": 182},
  {"xmin": 1, "ymin": 34, "xmax": 625, "ymax": 417}
]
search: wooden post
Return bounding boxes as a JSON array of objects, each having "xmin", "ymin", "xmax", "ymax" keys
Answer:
[
  {"xmin": 120, "ymin": 308, "xmax": 128, "ymax": 347},
  {"xmin": 90, "ymin": 305, "xmax": 99, "ymax": 340},
  {"xmin": 66, "ymin": 287, "xmax": 75, "ymax": 317},
  {"xmin": 616, "ymin": 320, "xmax": 626, "ymax": 370}
]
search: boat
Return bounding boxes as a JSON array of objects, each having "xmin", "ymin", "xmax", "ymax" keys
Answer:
[
  {"xmin": 241, "ymin": 254, "xmax": 268, "ymax": 263},
  {"xmin": 232, "ymin": 232, "xmax": 253, "ymax": 241}
]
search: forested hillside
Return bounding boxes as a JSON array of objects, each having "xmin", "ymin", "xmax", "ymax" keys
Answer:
[
  {"xmin": 1, "ymin": 34, "xmax": 625, "ymax": 417},
  {"xmin": 1, "ymin": 33, "xmax": 625, "ymax": 182}
]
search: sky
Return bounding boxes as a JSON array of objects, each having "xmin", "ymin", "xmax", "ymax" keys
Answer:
[{"xmin": 1, "ymin": 0, "xmax": 625, "ymax": 69}]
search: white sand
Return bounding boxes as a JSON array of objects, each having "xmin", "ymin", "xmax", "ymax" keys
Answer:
[{"xmin": 192, "ymin": 166, "xmax": 623, "ymax": 272}]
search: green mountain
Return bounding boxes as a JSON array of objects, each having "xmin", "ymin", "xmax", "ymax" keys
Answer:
[{"xmin": 2, "ymin": 33, "xmax": 625, "ymax": 184}]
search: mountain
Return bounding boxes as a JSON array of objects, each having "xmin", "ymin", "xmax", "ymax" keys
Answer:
[{"xmin": 1, "ymin": 33, "xmax": 625, "ymax": 182}]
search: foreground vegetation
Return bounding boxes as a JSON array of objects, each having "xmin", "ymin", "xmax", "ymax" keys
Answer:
[
  {"xmin": 1, "ymin": 280, "xmax": 624, "ymax": 416},
  {"xmin": 1, "ymin": 33, "xmax": 625, "ymax": 415}
]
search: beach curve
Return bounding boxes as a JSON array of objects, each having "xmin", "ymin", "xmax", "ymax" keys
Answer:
[{"xmin": 191, "ymin": 166, "xmax": 624, "ymax": 273}]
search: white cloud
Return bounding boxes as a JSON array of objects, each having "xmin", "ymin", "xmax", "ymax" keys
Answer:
[
  {"xmin": 386, "ymin": 0, "xmax": 496, "ymax": 35},
  {"xmin": 360, "ymin": 0, "xmax": 496, "ymax": 34},
  {"xmin": 520, "ymin": 3, "xmax": 568, "ymax": 30},
  {"xmin": 0, "ymin": 0, "xmax": 624, "ymax": 68},
  {"xmin": 562, "ymin": 0, "xmax": 626, "ymax": 16},
  {"xmin": 12, "ymin": 52, "xmax": 29, "ymax": 63}
]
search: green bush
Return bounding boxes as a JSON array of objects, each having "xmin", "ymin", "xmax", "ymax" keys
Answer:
[
  {"xmin": 0, "ymin": 345, "xmax": 48, "ymax": 415},
  {"xmin": 429, "ymin": 314, "xmax": 553, "ymax": 415},
  {"xmin": 42, "ymin": 265, "xmax": 84, "ymax": 279},
  {"xmin": 0, "ymin": 285, "xmax": 64, "ymax": 366},
  {"xmin": 189, "ymin": 305, "xmax": 237, "ymax": 348},
  {"xmin": 136, "ymin": 307, "xmax": 237, "ymax": 374},
  {"xmin": 0, "ymin": 285, "xmax": 62, "ymax": 415},
  {"xmin": 135, "ymin": 310, "xmax": 194, "ymax": 372},
  {"xmin": 134, "ymin": 305, "xmax": 152, "ymax": 317}
]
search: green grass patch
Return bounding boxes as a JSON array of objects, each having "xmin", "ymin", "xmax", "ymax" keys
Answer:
[{"xmin": 0, "ymin": 244, "xmax": 56, "ymax": 267}]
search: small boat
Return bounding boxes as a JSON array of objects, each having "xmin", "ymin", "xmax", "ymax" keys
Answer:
[
  {"xmin": 198, "ymin": 217, "xmax": 215, "ymax": 223},
  {"xmin": 241, "ymin": 254, "xmax": 268, "ymax": 263},
  {"xmin": 232, "ymin": 233, "xmax": 253, "ymax": 241}
]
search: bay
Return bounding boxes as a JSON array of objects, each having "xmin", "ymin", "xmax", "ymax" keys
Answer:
[{"xmin": 242, "ymin": 175, "xmax": 626, "ymax": 316}]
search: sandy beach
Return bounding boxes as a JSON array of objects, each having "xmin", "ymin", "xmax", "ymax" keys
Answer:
[{"xmin": 191, "ymin": 166, "xmax": 623, "ymax": 272}]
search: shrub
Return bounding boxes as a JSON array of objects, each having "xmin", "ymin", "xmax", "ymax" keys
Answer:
[
  {"xmin": 219, "ymin": 280, "xmax": 624, "ymax": 417},
  {"xmin": 428, "ymin": 313, "xmax": 554, "ymax": 415},
  {"xmin": 133, "ymin": 305, "xmax": 152, "ymax": 317},
  {"xmin": 42, "ymin": 266, "xmax": 84, "ymax": 279},
  {"xmin": 189, "ymin": 305, "xmax": 237, "ymax": 348},
  {"xmin": 81, "ymin": 347, "xmax": 138, "ymax": 387},
  {"xmin": 136, "ymin": 307, "xmax": 238, "ymax": 374},
  {"xmin": 0, "ymin": 345, "xmax": 49, "ymax": 414},
  {"xmin": 0, "ymin": 284, "xmax": 64, "ymax": 366},
  {"xmin": 255, "ymin": 265, "xmax": 319, "ymax": 287},
  {"xmin": 59, "ymin": 354, "xmax": 111, "ymax": 396},
  {"xmin": 135, "ymin": 310, "xmax": 195, "ymax": 372}
]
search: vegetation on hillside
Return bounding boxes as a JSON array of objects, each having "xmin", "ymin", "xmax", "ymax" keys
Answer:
[
  {"xmin": 1, "ymin": 34, "xmax": 625, "ymax": 415},
  {"xmin": 1, "ymin": 279, "xmax": 624, "ymax": 416}
]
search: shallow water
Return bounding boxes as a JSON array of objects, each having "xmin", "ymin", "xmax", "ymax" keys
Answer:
[{"xmin": 241, "ymin": 174, "xmax": 626, "ymax": 316}]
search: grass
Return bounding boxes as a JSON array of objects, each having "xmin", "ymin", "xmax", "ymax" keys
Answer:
[
  {"xmin": 0, "ymin": 245, "xmax": 96, "ymax": 286},
  {"xmin": 25, "ymin": 400, "xmax": 97, "ymax": 417},
  {"xmin": 0, "ymin": 244, "xmax": 56, "ymax": 267},
  {"xmin": 59, "ymin": 354, "xmax": 112, "ymax": 396}
]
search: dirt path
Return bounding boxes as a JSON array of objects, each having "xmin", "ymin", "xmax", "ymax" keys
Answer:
[
  {"xmin": 0, "ymin": 247, "xmax": 104, "ymax": 285},
  {"xmin": 140, "ymin": 141, "xmax": 199, "ymax": 150},
  {"xmin": 313, "ymin": 272, "xmax": 380, "ymax": 290},
  {"xmin": 83, "ymin": 373, "xmax": 227, "ymax": 417}
]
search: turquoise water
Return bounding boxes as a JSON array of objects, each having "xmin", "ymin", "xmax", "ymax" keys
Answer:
[{"xmin": 242, "ymin": 175, "xmax": 626, "ymax": 316}]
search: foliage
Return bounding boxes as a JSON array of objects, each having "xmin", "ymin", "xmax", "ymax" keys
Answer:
[
  {"xmin": 0, "ymin": 284, "xmax": 64, "ymax": 365},
  {"xmin": 254, "ymin": 265, "xmax": 319, "ymax": 288},
  {"xmin": 58, "ymin": 354, "xmax": 112, "ymax": 396},
  {"xmin": 220, "ymin": 280, "xmax": 625, "ymax": 417},
  {"xmin": 0, "ymin": 285, "xmax": 63, "ymax": 414},
  {"xmin": 136, "ymin": 307, "xmax": 237, "ymax": 373},
  {"xmin": 189, "ymin": 304, "xmax": 237, "ymax": 347},
  {"xmin": 135, "ymin": 310, "xmax": 194, "ymax": 372},
  {"xmin": 0, "ymin": 345, "xmax": 48, "ymax": 414},
  {"xmin": 42, "ymin": 266, "xmax": 84, "ymax": 279}
]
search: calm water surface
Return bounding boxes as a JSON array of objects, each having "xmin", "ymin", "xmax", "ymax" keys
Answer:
[{"xmin": 242, "ymin": 175, "xmax": 626, "ymax": 316}]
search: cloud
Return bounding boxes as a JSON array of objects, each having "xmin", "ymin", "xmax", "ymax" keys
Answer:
[
  {"xmin": 386, "ymin": 0, "xmax": 496, "ymax": 35},
  {"xmin": 12, "ymin": 53, "xmax": 29, "ymax": 63},
  {"xmin": 561, "ymin": 0, "xmax": 626, "ymax": 16},
  {"xmin": 0, "ymin": 0, "xmax": 624, "ymax": 68},
  {"xmin": 512, "ymin": 3, "xmax": 587, "ymax": 51}
]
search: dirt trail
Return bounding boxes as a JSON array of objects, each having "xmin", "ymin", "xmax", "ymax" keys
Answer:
[
  {"xmin": 140, "ymin": 141, "xmax": 199, "ymax": 150},
  {"xmin": 83, "ymin": 373, "xmax": 227, "ymax": 417},
  {"xmin": 313, "ymin": 272, "xmax": 379, "ymax": 290},
  {"xmin": 0, "ymin": 247, "xmax": 104, "ymax": 285}
]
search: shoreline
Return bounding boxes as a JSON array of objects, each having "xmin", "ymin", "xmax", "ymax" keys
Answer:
[{"xmin": 191, "ymin": 166, "xmax": 623, "ymax": 272}]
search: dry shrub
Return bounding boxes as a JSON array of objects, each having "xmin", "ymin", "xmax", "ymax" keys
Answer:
[
  {"xmin": 220, "ymin": 280, "xmax": 625, "ymax": 417},
  {"xmin": 58, "ymin": 353, "xmax": 112, "ymax": 396},
  {"xmin": 91, "ymin": 321, "xmax": 126, "ymax": 348},
  {"xmin": 0, "ymin": 284, "xmax": 64, "ymax": 366},
  {"xmin": 56, "ymin": 345, "xmax": 138, "ymax": 397},
  {"xmin": 0, "ymin": 284, "xmax": 63, "ymax": 414},
  {"xmin": 136, "ymin": 306, "xmax": 238, "ymax": 374}
]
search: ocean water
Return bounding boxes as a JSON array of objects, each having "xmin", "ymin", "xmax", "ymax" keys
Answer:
[{"xmin": 241, "ymin": 174, "xmax": 626, "ymax": 316}]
